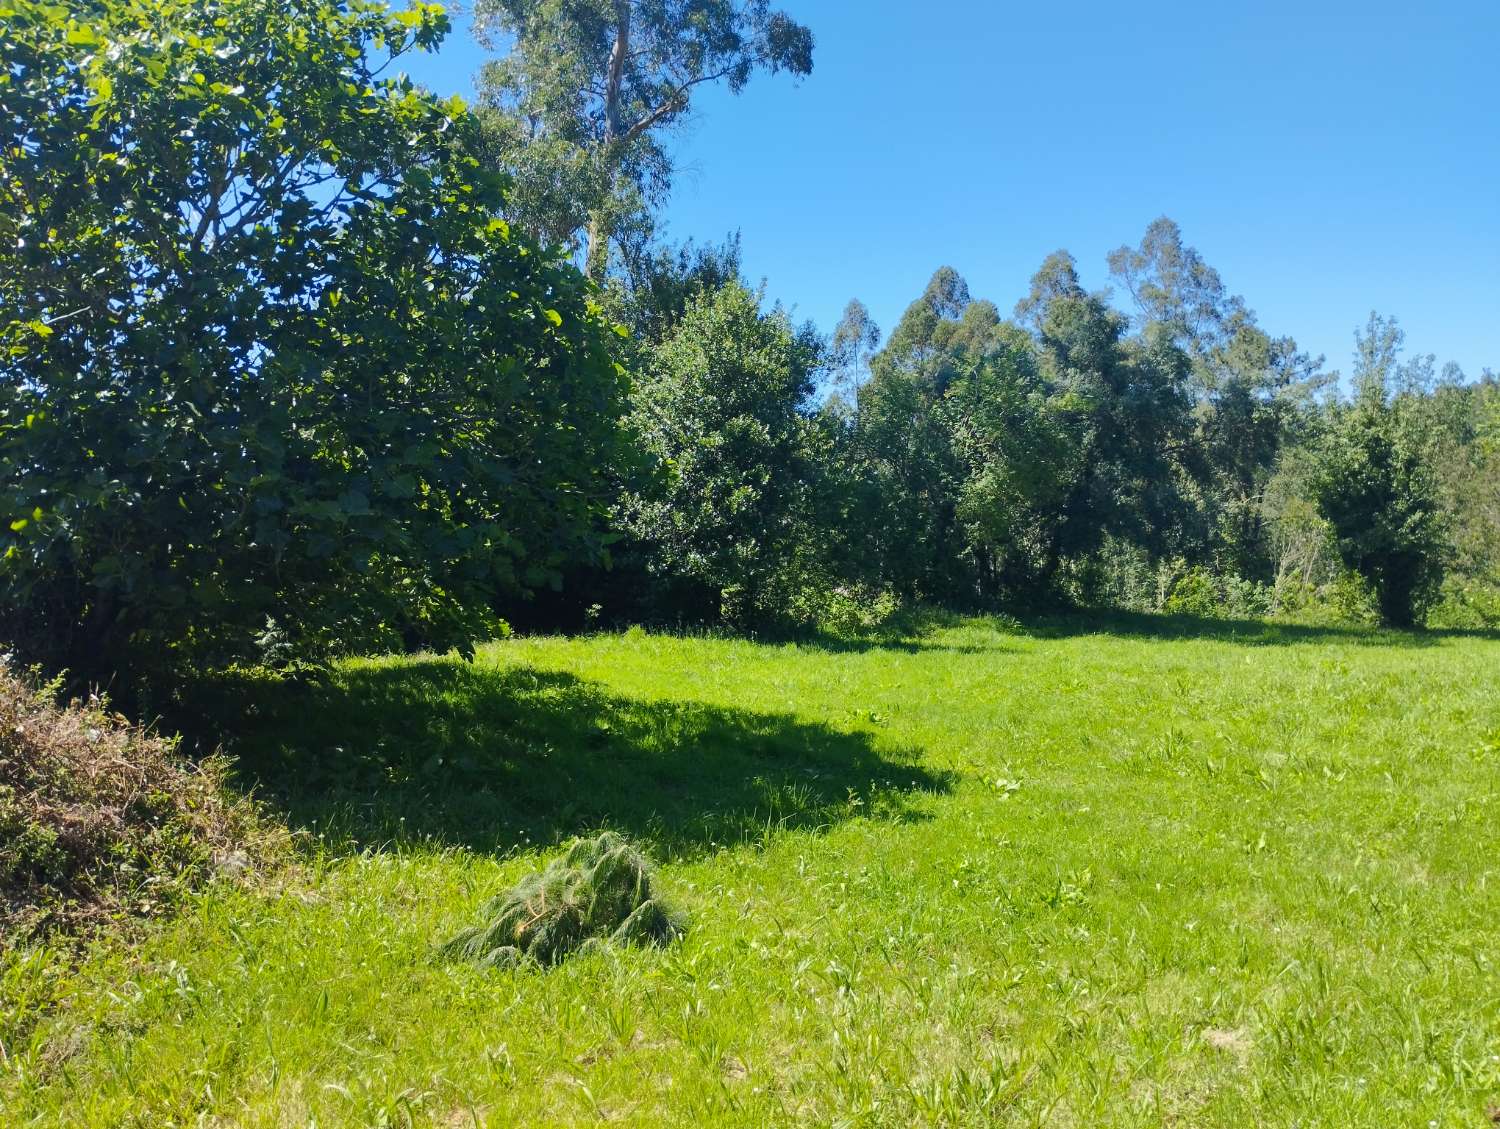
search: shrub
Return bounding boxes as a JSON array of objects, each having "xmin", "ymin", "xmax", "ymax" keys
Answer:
[
  {"xmin": 0, "ymin": 662, "xmax": 264, "ymax": 935},
  {"xmin": 1426, "ymin": 575, "xmax": 1500, "ymax": 630},
  {"xmin": 440, "ymin": 832, "xmax": 683, "ymax": 968},
  {"xmin": 1160, "ymin": 567, "xmax": 1271, "ymax": 620},
  {"xmin": 1162, "ymin": 567, "xmax": 1221, "ymax": 617},
  {"xmin": 812, "ymin": 584, "xmax": 902, "ymax": 637}
]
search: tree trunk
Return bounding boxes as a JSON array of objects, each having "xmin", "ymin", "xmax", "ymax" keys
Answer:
[
  {"xmin": 584, "ymin": 1, "xmax": 630, "ymax": 281},
  {"xmin": 585, "ymin": 212, "xmax": 611, "ymax": 280}
]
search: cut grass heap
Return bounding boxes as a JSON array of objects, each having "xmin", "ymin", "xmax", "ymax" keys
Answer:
[
  {"xmin": 0, "ymin": 661, "xmax": 259, "ymax": 935},
  {"xmin": 441, "ymin": 831, "xmax": 683, "ymax": 967}
]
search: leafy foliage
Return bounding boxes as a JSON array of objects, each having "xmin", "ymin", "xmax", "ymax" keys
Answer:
[
  {"xmin": 440, "ymin": 831, "xmax": 683, "ymax": 967},
  {"xmin": 1313, "ymin": 318, "xmax": 1448, "ymax": 627},
  {"xmin": 471, "ymin": 0, "xmax": 813, "ymax": 275},
  {"xmin": 0, "ymin": 0, "xmax": 630, "ymax": 682},
  {"xmin": 621, "ymin": 282, "xmax": 833, "ymax": 629}
]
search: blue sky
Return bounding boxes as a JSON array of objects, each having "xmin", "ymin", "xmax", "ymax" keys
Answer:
[{"xmin": 402, "ymin": 0, "xmax": 1499, "ymax": 377}]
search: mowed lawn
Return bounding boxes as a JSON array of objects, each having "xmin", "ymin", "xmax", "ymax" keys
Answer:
[{"xmin": 3, "ymin": 615, "xmax": 1498, "ymax": 1126}]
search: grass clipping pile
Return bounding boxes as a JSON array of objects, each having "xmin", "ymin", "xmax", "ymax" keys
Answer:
[
  {"xmin": 0, "ymin": 662, "xmax": 261, "ymax": 935},
  {"xmin": 442, "ymin": 832, "xmax": 684, "ymax": 968}
]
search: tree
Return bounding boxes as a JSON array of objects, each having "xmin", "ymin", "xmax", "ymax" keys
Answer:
[
  {"xmin": 619, "ymin": 282, "xmax": 829, "ymax": 628},
  {"xmin": 612, "ymin": 232, "xmax": 745, "ymax": 346},
  {"xmin": 472, "ymin": 0, "xmax": 814, "ymax": 277},
  {"xmin": 1017, "ymin": 252, "xmax": 1198, "ymax": 581},
  {"xmin": 824, "ymin": 299, "xmax": 880, "ymax": 415},
  {"xmin": 1311, "ymin": 316, "xmax": 1447, "ymax": 627},
  {"xmin": 0, "ymin": 0, "xmax": 630, "ymax": 684},
  {"xmin": 1108, "ymin": 218, "xmax": 1325, "ymax": 578},
  {"xmin": 939, "ymin": 330, "xmax": 1080, "ymax": 596},
  {"xmin": 849, "ymin": 267, "xmax": 996, "ymax": 600}
]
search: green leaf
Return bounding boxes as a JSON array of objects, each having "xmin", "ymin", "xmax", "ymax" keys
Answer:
[{"xmin": 543, "ymin": 309, "xmax": 563, "ymax": 328}]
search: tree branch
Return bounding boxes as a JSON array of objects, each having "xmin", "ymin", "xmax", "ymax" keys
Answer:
[{"xmin": 618, "ymin": 65, "xmax": 736, "ymax": 146}]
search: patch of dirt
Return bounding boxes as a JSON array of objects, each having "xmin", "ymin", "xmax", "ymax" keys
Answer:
[{"xmin": 1199, "ymin": 1026, "xmax": 1252, "ymax": 1063}]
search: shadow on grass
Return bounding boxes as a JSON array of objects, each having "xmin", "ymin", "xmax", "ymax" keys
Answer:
[
  {"xmin": 1005, "ymin": 608, "xmax": 1500, "ymax": 647},
  {"xmin": 178, "ymin": 660, "xmax": 948, "ymax": 860},
  {"xmin": 808, "ymin": 606, "xmax": 1500, "ymax": 653}
]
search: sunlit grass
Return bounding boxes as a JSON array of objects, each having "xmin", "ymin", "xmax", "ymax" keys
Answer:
[{"xmin": 3, "ymin": 614, "xmax": 1498, "ymax": 1126}]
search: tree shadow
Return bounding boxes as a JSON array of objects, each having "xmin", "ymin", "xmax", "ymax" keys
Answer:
[
  {"xmin": 1001, "ymin": 608, "xmax": 1500, "ymax": 647},
  {"xmin": 794, "ymin": 634, "xmax": 1004, "ymax": 656},
  {"xmin": 178, "ymin": 660, "xmax": 949, "ymax": 860},
  {"xmin": 790, "ymin": 605, "xmax": 1500, "ymax": 654}
]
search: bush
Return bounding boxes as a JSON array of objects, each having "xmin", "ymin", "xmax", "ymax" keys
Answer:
[
  {"xmin": 1426, "ymin": 575, "xmax": 1500, "ymax": 630},
  {"xmin": 440, "ymin": 832, "xmax": 684, "ymax": 968},
  {"xmin": 1160, "ymin": 568, "xmax": 1272, "ymax": 620},
  {"xmin": 1269, "ymin": 571, "xmax": 1380, "ymax": 626},
  {"xmin": 0, "ymin": 662, "xmax": 264, "ymax": 935},
  {"xmin": 811, "ymin": 584, "xmax": 902, "ymax": 637},
  {"xmin": 1162, "ymin": 567, "xmax": 1221, "ymax": 617}
]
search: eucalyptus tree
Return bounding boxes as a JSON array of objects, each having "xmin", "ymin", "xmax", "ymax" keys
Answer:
[
  {"xmin": 472, "ymin": 0, "xmax": 814, "ymax": 276},
  {"xmin": 1109, "ymin": 218, "xmax": 1324, "ymax": 576},
  {"xmin": 824, "ymin": 299, "xmax": 881, "ymax": 415}
]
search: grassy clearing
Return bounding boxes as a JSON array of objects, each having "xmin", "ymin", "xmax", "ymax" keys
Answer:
[{"xmin": 2, "ymin": 613, "xmax": 1498, "ymax": 1126}]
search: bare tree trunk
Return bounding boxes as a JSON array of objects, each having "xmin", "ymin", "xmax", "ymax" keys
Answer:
[{"xmin": 584, "ymin": 2, "xmax": 630, "ymax": 281}]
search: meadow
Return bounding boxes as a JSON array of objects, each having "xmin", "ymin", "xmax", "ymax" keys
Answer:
[{"xmin": 3, "ymin": 613, "xmax": 1498, "ymax": 1127}]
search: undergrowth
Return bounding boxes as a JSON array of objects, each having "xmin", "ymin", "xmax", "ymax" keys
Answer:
[{"xmin": 0, "ymin": 661, "xmax": 268, "ymax": 938}]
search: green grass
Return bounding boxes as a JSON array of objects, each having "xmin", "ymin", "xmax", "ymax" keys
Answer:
[{"xmin": 3, "ymin": 613, "xmax": 1499, "ymax": 1126}]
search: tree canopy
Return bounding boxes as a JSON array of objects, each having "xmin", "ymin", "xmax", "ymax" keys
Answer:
[
  {"xmin": 0, "ymin": 0, "xmax": 629, "ymax": 683},
  {"xmin": 471, "ymin": 0, "xmax": 813, "ymax": 277}
]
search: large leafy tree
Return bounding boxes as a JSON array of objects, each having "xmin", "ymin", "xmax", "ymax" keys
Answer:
[
  {"xmin": 939, "ymin": 331, "xmax": 1080, "ymax": 597},
  {"xmin": 0, "ymin": 0, "xmax": 630, "ymax": 683},
  {"xmin": 1016, "ymin": 252, "xmax": 1198, "ymax": 580},
  {"xmin": 471, "ymin": 0, "xmax": 813, "ymax": 277},
  {"xmin": 848, "ymin": 268, "xmax": 991, "ymax": 600}
]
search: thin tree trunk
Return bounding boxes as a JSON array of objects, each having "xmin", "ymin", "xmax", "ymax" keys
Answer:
[
  {"xmin": 585, "ymin": 213, "xmax": 610, "ymax": 280},
  {"xmin": 584, "ymin": 2, "xmax": 630, "ymax": 281}
]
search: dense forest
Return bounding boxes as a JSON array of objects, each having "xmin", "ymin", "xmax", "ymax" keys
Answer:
[{"xmin": 2, "ymin": 0, "xmax": 1496, "ymax": 696}]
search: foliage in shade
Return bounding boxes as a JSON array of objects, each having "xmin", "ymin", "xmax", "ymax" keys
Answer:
[{"xmin": 439, "ymin": 831, "xmax": 684, "ymax": 967}]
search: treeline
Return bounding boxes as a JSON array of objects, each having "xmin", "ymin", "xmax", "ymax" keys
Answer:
[
  {"xmin": 581, "ymin": 229, "xmax": 1497, "ymax": 637},
  {"xmin": 2, "ymin": 0, "xmax": 1496, "ymax": 694}
]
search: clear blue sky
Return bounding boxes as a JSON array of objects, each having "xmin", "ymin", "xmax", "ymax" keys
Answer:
[{"xmin": 402, "ymin": 0, "xmax": 1499, "ymax": 377}]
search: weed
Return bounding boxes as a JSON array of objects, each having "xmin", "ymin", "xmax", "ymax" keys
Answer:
[{"xmin": 439, "ymin": 832, "xmax": 684, "ymax": 967}]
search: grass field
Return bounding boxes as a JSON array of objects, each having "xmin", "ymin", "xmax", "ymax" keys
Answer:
[{"xmin": 3, "ymin": 613, "xmax": 1499, "ymax": 1126}]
